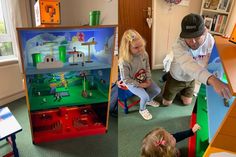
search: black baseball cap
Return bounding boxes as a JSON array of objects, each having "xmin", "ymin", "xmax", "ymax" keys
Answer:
[{"xmin": 180, "ymin": 13, "xmax": 205, "ymax": 38}]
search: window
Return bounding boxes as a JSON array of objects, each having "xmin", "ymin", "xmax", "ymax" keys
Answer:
[{"xmin": 0, "ymin": 0, "xmax": 17, "ymax": 61}]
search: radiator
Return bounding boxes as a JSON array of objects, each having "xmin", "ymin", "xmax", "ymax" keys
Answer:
[{"xmin": 0, "ymin": 63, "xmax": 25, "ymax": 105}]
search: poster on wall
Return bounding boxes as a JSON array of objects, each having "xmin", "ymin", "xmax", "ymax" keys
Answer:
[{"xmin": 179, "ymin": 0, "xmax": 190, "ymax": 6}]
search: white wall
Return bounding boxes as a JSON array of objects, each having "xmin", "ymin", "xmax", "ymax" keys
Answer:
[
  {"xmin": 152, "ymin": 0, "xmax": 202, "ymax": 69},
  {"xmin": 61, "ymin": 0, "xmax": 118, "ymax": 26},
  {"xmin": 31, "ymin": 0, "xmax": 118, "ymax": 26},
  {"xmin": 0, "ymin": 64, "xmax": 25, "ymax": 105},
  {"xmin": 0, "ymin": 0, "xmax": 32, "ymax": 106},
  {"xmin": 226, "ymin": 0, "xmax": 236, "ymax": 35}
]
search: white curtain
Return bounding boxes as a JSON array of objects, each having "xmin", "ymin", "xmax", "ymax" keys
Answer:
[{"xmin": 7, "ymin": 0, "xmax": 32, "ymax": 73}]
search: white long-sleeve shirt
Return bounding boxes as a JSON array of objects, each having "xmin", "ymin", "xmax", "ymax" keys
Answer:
[{"xmin": 170, "ymin": 32, "xmax": 215, "ymax": 84}]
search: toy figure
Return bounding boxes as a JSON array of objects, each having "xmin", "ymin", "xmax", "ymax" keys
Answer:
[
  {"xmin": 37, "ymin": 55, "xmax": 63, "ymax": 69},
  {"xmin": 60, "ymin": 73, "xmax": 68, "ymax": 88},
  {"xmin": 68, "ymin": 47, "xmax": 85, "ymax": 66},
  {"xmin": 50, "ymin": 83, "xmax": 57, "ymax": 94},
  {"xmin": 41, "ymin": 98, "xmax": 47, "ymax": 104},
  {"xmin": 77, "ymin": 32, "xmax": 85, "ymax": 42},
  {"xmin": 82, "ymin": 76, "xmax": 88, "ymax": 98},
  {"xmin": 223, "ymin": 98, "xmax": 230, "ymax": 107},
  {"xmin": 81, "ymin": 38, "xmax": 97, "ymax": 62},
  {"xmin": 54, "ymin": 92, "xmax": 62, "ymax": 102}
]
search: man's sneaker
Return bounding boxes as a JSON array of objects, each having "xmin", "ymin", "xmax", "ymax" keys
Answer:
[
  {"xmin": 139, "ymin": 109, "xmax": 152, "ymax": 120},
  {"xmin": 146, "ymin": 100, "xmax": 160, "ymax": 107}
]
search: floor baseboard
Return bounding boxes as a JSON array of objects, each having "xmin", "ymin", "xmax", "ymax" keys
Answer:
[{"xmin": 0, "ymin": 90, "xmax": 25, "ymax": 106}]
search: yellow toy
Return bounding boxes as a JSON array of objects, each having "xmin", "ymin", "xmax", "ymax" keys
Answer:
[{"xmin": 81, "ymin": 38, "xmax": 97, "ymax": 63}]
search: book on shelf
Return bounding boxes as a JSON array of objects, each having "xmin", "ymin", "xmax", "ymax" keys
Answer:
[
  {"xmin": 211, "ymin": 15, "xmax": 218, "ymax": 31},
  {"xmin": 219, "ymin": 15, "xmax": 227, "ymax": 33},
  {"xmin": 214, "ymin": 14, "xmax": 227, "ymax": 33}
]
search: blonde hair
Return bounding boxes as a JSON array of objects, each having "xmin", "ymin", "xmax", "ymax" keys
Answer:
[
  {"xmin": 119, "ymin": 29, "xmax": 146, "ymax": 64},
  {"xmin": 141, "ymin": 128, "xmax": 178, "ymax": 157}
]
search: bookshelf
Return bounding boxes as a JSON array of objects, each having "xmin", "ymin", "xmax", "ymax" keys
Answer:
[{"xmin": 200, "ymin": 0, "xmax": 235, "ymax": 35}]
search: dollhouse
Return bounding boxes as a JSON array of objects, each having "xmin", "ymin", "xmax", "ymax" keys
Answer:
[{"xmin": 17, "ymin": 25, "xmax": 116, "ymax": 144}]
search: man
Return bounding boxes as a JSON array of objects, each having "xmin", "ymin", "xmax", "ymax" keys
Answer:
[{"xmin": 162, "ymin": 13, "xmax": 231, "ymax": 106}]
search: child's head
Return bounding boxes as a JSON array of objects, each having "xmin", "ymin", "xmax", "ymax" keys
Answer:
[
  {"xmin": 141, "ymin": 128, "xmax": 178, "ymax": 157},
  {"xmin": 119, "ymin": 29, "xmax": 146, "ymax": 63}
]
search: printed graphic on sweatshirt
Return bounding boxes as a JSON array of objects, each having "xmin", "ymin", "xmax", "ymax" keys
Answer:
[{"xmin": 134, "ymin": 69, "xmax": 147, "ymax": 83}]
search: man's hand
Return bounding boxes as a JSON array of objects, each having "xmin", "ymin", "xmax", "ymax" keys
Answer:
[{"xmin": 207, "ymin": 75, "xmax": 232, "ymax": 99}]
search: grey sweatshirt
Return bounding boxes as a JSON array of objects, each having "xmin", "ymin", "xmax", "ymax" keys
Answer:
[
  {"xmin": 170, "ymin": 32, "xmax": 214, "ymax": 84},
  {"xmin": 119, "ymin": 52, "xmax": 151, "ymax": 87}
]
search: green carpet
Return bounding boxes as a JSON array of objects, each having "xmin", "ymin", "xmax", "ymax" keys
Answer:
[
  {"xmin": 0, "ymin": 98, "xmax": 118, "ymax": 157},
  {"xmin": 118, "ymin": 69, "xmax": 196, "ymax": 157}
]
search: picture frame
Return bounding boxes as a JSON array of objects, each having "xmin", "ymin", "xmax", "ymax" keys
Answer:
[
  {"xmin": 217, "ymin": 0, "xmax": 230, "ymax": 11},
  {"xmin": 204, "ymin": 0, "xmax": 211, "ymax": 8},
  {"xmin": 209, "ymin": 0, "xmax": 220, "ymax": 10},
  {"xmin": 204, "ymin": 17, "xmax": 213, "ymax": 30}
]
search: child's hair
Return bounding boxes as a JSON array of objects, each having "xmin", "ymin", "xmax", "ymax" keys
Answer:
[
  {"xmin": 141, "ymin": 128, "xmax": 178, "ymax": 157},
  {"xmin": 119, "ymin": 29, "xmax": 146, "ymax": 63}
]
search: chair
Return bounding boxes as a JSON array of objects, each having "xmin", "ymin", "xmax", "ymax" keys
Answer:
[{"xmin": 117, "ymin": 81, "xmax": 140, "ymax": 114}]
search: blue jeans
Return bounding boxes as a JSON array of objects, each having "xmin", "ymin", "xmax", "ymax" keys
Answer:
[{"xmin": 126, "ymin": 80, "xmax": 161, "ymax": 110}]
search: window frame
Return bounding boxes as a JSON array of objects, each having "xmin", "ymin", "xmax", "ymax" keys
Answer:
[{"xmin": 0, "ymin": 0, "xmax": 18, "ymax": 64}]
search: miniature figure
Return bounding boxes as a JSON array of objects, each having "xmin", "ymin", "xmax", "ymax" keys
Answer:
[
  {"xmin": 50, "ymin": 83, "xmax": 57, "ymax": 94},
  {"xmin": 68, "ymin": 47, "xmax": 85, "ymax": 66},
  {"xmin": 41, "ymin": 98, "xmax": 47, "ymax": 104},
  {"xmin": 223, "ymin": 98, "xmax": 230, "ymax": 107},
  {"xmin": 54, "ymin": 92, "xmax": 62, "ymax": 102},
  {"xmin": 59, "ymin": 73, "xmax": 67, "ymax": 88},
  {"xmin": 82, "ymin": 76, "xmax": 88, "ymax": 98},
  {"xmin": 81, "ymin": 38, "xmax": 97, "ymax": 63},
  {"xmin": 37, "ymin": 55, "xmax": 63, "ymax": 69}
]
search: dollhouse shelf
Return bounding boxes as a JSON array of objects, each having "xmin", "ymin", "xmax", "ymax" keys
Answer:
[
  {"xmin": 26, "ymin": 62, "xmax": 111, "ymax": 75},
  {"xmin": 31, "ymin": 105, "xmax": 107, "ymax": 144},
  {"xmin": 29, "ymin": 92, "xmax": 108, "ymax": 111},
  {"xmin": 215, "ymin": 36, "xmax": 236, "ymax": 95},
  {"xmin": 203, "ymin": 36, "xmax": 236, "ymax": 156}
]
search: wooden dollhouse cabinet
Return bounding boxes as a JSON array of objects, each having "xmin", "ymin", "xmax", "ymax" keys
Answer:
[
  {"xmin": 203, "ymin": 36, "xmax": 236, "ymax": 156},
  {"xmin": 189, "ymin": 35, "xmax": 236, "ymax": 156},
  {"xmin": 17, "ymin": 25, "xmax": 116, "ymax": 144},
  {"xmin": 188, "ymin": 36, "xmax": 236, "ymax": 157}
]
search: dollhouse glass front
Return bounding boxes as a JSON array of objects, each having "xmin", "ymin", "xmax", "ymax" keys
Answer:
[{"xmin": 18, "ymin": 27, "xmax": 115, "ymax": 111}]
